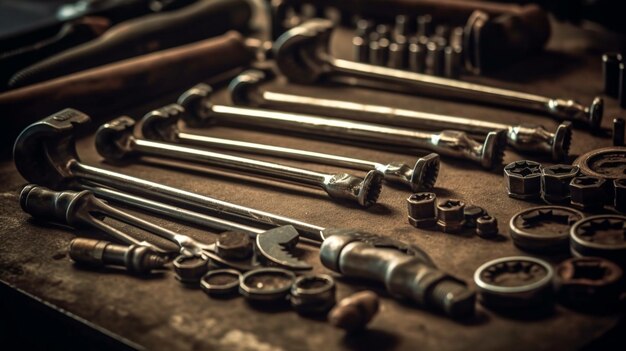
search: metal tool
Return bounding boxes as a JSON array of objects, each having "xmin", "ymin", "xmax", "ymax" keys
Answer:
[
  {"xmin": 614, "ymin": 118, "xmax": 625, "ymax": 147},
  {"xmin": 230, "ymin": 69, "xmax": 572, "ymax": 161},
  {"xmin": 436, "ymin": 199, "xmax": 466, "ymax": 233},
  {"xmin": 509, "ymin": 206, "xmax": 584, "ymax": 253},
  {"xmin": 504, "ymin": 160, "xmax": 542, "ymax": 200},
  {"xmin": 320, "ymin": 230, "xmax": 476, "ymax": 319},
  {"xmin": 239, "ymin": 268, "xmax": 296, "ymax": 301},
  {"xmin": 474, "ymin": 256, "xmax": 555, "ymax": 312},
  {"xmin": 573, "ymin": 147, "xmax": 626, "ymax": 182},
  {"xmin": 180, "ymin": 83, "xmax": 505, "ymax": 169},
  {"xmin": 81, "ymin": 184, "xmax": 311, "ymax": 271},
  {"xmin": 290, "ymin": 274, "xmax": 336, "ymax": 314},
  {"xmin": 273, "ymin": 20, "xmax": 603, "ymax": 129},
  {"xmin": 570, "ymin": 215, "xmax": 626, "ymax": 267},
  {"xmin": 20, "ymin": 184, "xmax": 257, "ymax": 271},
  {"xmin": 96, "ymin": 115, "xmax": 383, "ymax": 208},
  {"xmin": 14, "ymin": 111, "xmax": 475, "ymax": 318},
  {"xmin": 68, "ymin": 237, "xmax": 166, "ymax": 274},
  {"xmin": 200, "ymin": 269, "xmax": 242, "ymax": 296},
  {"xmin": 141, "ymin": 104, "xmax": 439, "ymax": 192}
]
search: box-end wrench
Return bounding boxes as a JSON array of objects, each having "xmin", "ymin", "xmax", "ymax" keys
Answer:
[
  {"xmin": 273, "ymin": 19, "xmax": 603, "ymax": 130},
  {"xmin": 140, "ymin": 104, "xmax": 440, "ymax": 192},
  {"xmin": 177, "ymin": 83, "xmax": 506, "ymax": 169},
  {"xmin": 230, "ymin": 69, "xmax": 573, "ymax": 161},
  {"xmin": 13, "ymin": 110, "xmax": 475, "ymax": 319},
  {"xmin": 95, "ymin": 116, "xmax": 383, "ymax": 208}
]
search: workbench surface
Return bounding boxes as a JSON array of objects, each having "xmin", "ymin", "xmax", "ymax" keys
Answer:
[{"xmin": 1, "ymin": 22, "xmax": 624, "ymax": 350}]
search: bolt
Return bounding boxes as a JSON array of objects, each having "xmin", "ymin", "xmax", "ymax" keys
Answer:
[
  {"xmin": 476, "ymin": 215, "xmax": 498, "ymax": 238},
  {"xmin": 173, "ymin": 255, "xmax": 208, "ymax": 284},
  {"xmin": 216, "ymin": 231, "xmax": 251, "ymax": 259},
  {"xmin": 69, "ymin": 238, "xmax": 166, "ymax": 274},
  {"xmin": 436, "ymin": 199, "xmax": 466, "ymax": 233},
  {"xmin": 407, "ymin": 192, "xmax": 437, "ymax": 228},
  {"xmin": 504, "ymin": 160, "xmax": 542, "ymax": 200},
  {"xmin": 541, "ymin": 164, "xmax": 579, "ymax": 203},
  {"xmin": 569, "ymin": 176, "xmax": 606, "ymax": 211},
  {"xmin": 328, "ymin": 291, "xmax": 379, "ymax": 331},
  {"xmin": 464, "ymin": 205, "xmax": 486, "ymax": 228}
]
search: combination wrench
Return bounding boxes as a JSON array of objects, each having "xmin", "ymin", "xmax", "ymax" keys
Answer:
[
  {"xmin": 177, "ymin": 83, "xmax": 506, "ymax": 169},
  {"xmin": 140, "ymin": 103, "xmax": 440, "ymax": 192},
  {"xmin": 230, "ymin": 69, "xmax": 573, "ymax": 161},
  {"xmin": 273, "ymin": 19, "xmax": 603, "ymax": 130},
  {"xmin": 95, "ymin": 115, "xmax": 383, "ymax": 208}
]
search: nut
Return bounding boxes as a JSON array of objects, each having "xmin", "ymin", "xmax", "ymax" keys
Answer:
[
  {"xmin": 569, "ymin": 176, "xmax": 606, "ymax": 211},
  {"xmin": 407, "ymin": 192, "xmax": 437, "ymax": 228},
  {"xmin": 290, "ymin": 274, "xmax": 336, "ymax": 315},
  {"xmin": 556, "ymin": 257, "xmax": 623, "ymax": 310},
  {"xmin": 216, "ymin": 231, "xmax": 252, "ymax": 259},
  {"xmin": 464, "ymin": 205, "xmax": 486, "ymax": 228},
  {"xmin": 541, "ymin": 164, "xmax": 579, "ymax": 203},
  {"xmin": 328, "ymin": 291, "xmax": 379, "ymax": 331},
  {"xmin": 504, "ymin": 160, "xmax": 542, "ymax": 200},
  {"xmin": 614, "ymin": 179, "xmax": 626, "ymax": 212},
  {"xmin": 476, "ymin": 215, "xmax": 498, "ymax": 238},
  {"xmin": 173, "ymin": 255, "xmax": 209, "ymax": 284},
  {"xmin": 436, "ymin": 199, "xmax": 466, "ymax": 233}
]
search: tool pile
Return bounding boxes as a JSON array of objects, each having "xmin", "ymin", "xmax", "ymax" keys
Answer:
[{"xmin": 4, "ymin": 0, "xmax": 625, "ymax": 337}]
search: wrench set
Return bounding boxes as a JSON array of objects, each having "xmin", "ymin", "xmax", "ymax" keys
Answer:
[{"xmin": 7, "ymin": 2, "xmax": 626, "ymax": 336}]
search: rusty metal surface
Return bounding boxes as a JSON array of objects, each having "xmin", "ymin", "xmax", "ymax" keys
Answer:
[{"xmin": 0, "ymin": 22, "xmax": 623, "ymax": 350}]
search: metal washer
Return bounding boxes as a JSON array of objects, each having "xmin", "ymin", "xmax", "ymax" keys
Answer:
[
  {"xmin": 509, "ymin": 206, "xmax": 584, "ymax": 253},
  {"xmin": 474, "ymin": 256, "xmax": 554, "ymax": 311},
  {"xmin": 570, "ymin": 214, "xmax": 626, "ymax": 267},
  {"xmin": 200, "ymin": 269, "xmax": 242, "ymax": 296},
  {"xmin": 239, "ymin": 268, "xmax": 296, "ymax": 301},
  {"xmin": 573, "ymin": 146, "xmax": 626, "ymax": 180}
]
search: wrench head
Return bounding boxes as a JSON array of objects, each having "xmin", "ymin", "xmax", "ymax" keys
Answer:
[
  {"xmin": 410, "ymin": 153, "xmax": 440, "ymax": 192},
  {"xmin": 177, "ymin": 83, "xmax": 218, "ymax": 128},
  {"xmin": 13, "ymin": 108, "xmax": 89, "ymax": 188},
  {"xmin": 273, "ymin": 19, "xmax": 334, "ymax": 84},
  {"xmin": 323, "ymin": 170, "xmax": 384, "ymax": 208},
  {"xmin": 256, "ymin": 225, "xmax": 312, "ymax": 271},
  {"xmin": 552, "ymin": 122, "xmax": 572, "ymax": 162},
  {"xmin": 228, "ymin": 69, "xmax": 274, "ymax": 107},
  {"xmin": 482, "ymin": 130, "xmax": 507, "ymax": 169},
  {"xmin": 140, "ymin": 104, "xmax": 185, "ymax": 142},
  {"xmin": 95, "ymin": 116, "xmax": 137, "ymax": 162}
]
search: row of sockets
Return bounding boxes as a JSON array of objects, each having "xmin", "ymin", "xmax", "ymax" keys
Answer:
[{"xmin": 352, "ymin": 15, "xmax": 465, "ymax": 78}]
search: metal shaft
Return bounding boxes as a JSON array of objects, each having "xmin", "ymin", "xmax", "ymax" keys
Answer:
[
  {"xmin": 245, "ymin": 89, "xmax": 571, "ymax": 161},
  {"xmin": 98, "ymin": 115, "xmax": 382, "ymax": 208},
  {"xmin": 165, "ymin": 132, "xmax": 438, "ymax": 192},
  {"xmin": 181, "ymin": 95, "xmax": 504, "ymax": 169},
  {"xmin": 68, "ymin": 160, "xmax": 326, "ymax": 242},
  {"xmin": 330, "ymin": 58, "xmax": 601, "ymax": 128}
]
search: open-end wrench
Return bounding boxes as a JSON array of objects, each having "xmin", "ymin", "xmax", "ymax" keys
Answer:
[
  {"xmin": 140, "ymin": 104, "xmax": 439, "ymax": 192},
  {"xmin": 272, "ymin": 19, "xmax": 603, "ymax": 130},
  {"xmin": 231, "ymin": 69, "xmax": 573, "ymax": 161},
  {"xmin": 12, "ymin": 110, "xmax": 475, "ymax": 319},
  {"xmin": 177, "ymin": 83, "xmax": 506, "ymax": 169},
  {"xmin": 96, "ymin": 116, "xmax": 383, "ymax": 208}
]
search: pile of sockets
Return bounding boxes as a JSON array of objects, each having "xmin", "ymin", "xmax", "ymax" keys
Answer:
[{"xmin": 352, "ymin": 14, "xmax": 464, "ymax": 78}]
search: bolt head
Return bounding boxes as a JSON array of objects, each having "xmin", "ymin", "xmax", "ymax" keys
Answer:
[
  {"xmin": 216, "ymin": 231, "xmax": 252, "ymax": 259},
  {"xmin": 541, "ymin": 164, "xmax": 579, "ymax": 202},
  {"xmin": 569, "ymin": 176, "xmax": 606, "ymax": 210},
  {"xmin": 173, "ymin": 255, "xmax": 208, "ymax": 284},
  {"xmin": 407, "ymin": 192, "xmax": 437, "ymax": 228},
  {"xmin": 476, "ymin": 215, "xmax": 498, "ymax": 238},
  {"xmin": 504, "ymin": 160, "xmax": 542, "ymax": 199}
]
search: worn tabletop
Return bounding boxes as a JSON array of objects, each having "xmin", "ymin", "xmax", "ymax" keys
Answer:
[{"xmin": 0, "ymin": 21, "xmax": 624, "ymax": 350}]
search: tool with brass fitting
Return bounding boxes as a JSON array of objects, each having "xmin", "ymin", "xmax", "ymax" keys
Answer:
[
  {"xmin": 96, "ymin": 115, "xmax": 383, "ymax": 208},
  {"xmin": 140, "ymin": 103, "xmax": 439, "ymax": 192},
  {"xmin": 230, "ymin": 69, "xmax": 572, "ymax": 161},
  {"xmin": 273, "ymin": 19, "xmax": 603, "ymax": 130},
  {"xmin": 178, "ymin": 83, "xmax": 506, "ymax": 169},
  {"xmin": 19, "ymin": 184, "xmax": 258, "ymax": 271}
]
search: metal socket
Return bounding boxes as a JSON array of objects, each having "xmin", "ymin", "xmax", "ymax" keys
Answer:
[
  {"xmin": 290, "ymin": 274, "xmax": 336, "ymax": 315},
  {"xmin": 541, "ymin": 164, "xmax": 579, "ymax": 203},
  {"xmin": 476, "ymin": 215, "xmax": 498, "ymax": 238},
  {"xmin": 436, "ymin": 199, "xmax": 466, "ymax": 233},
  {"xmin": 407, "ymin": 192, "xmax": 437, "ymax": 228},
  {"xmin": 504, "ymin": 160, "xmax": 542, "ymax": 200},
  {"xmin": 569, "ymin": 176, "xmax": 606, "ymax": 211}
]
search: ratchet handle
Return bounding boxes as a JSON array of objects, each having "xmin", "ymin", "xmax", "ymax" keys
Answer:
[
  {"xmin": 19, "ymin": 184, "xmax": 99, "ymax": 226},
  {"xmin": 320, "ymin": 231, "xmax": 476, "ymax": 319}
]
